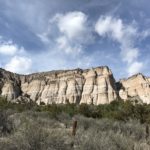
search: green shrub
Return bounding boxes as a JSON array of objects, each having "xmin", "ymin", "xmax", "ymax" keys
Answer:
[
  {"xmin": 1, "ymin": 97, "xmax": 150, "ymax": 124},
  {"xmin": 0, "ymin": 110, "xmax": 14, "ymax": 136}
]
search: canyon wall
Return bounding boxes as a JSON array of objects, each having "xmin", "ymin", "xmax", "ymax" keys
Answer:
[
  {"xmin": 0, "ymin": 67, "xmax": 150, "ymax": 105},
  {"xmin": 118, "ymin": 74, "xmax": 150, "ymax": 103}
]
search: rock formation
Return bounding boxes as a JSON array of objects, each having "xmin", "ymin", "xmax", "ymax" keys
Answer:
[
  {"xmin": 118, "ymin": 73, "xmax": 150, "ymax": 103},
  {"xmin": 0, "ymin": 66, "xmax": 150, "ymax": 104}
]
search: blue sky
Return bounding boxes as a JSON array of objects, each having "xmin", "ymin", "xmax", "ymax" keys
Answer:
[{"xmin": 0, "ymin": 0, "xmax": 150, "ymax": 79}]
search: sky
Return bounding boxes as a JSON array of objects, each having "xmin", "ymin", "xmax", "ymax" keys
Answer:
[{"xmin": 0, "ymin": 0, "xmax": 150, "ymax": 79}]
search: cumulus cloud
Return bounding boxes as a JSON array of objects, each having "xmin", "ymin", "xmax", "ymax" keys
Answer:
[
  {"xmin": 0, "ymin": 45, "xmax": 17, "ymax": 55},
  {"xmin": 5, "ymin": 56, "xmax": 32, "ymax": 74},
  {"xmin": 0, "ymin": 37, "xmax": 32, "ymax": 74},
  {"xmin": 95, "ymin": 16, "xmax": 124, "ymax": 42},
  {"xmin": 39, "ymin": 11, "xmax": 93, "ymax": 54},
  {"xmin": 55, "ymin": 11, "xmax": 88, "ymax": 39},
  {"xmin": 95, "ymin": 16, "xmax": 143, "ymax": 76},
  {"xmin": 53, "ymin": 11, "xmax": 93, "ymax": 54},
  {"xmin": 56, "ymin": 36, "xmax": 82, "ymax": 54},
  {"xmin": 0, "ymin": 40, "xmax": 25, "ymax": 56}
]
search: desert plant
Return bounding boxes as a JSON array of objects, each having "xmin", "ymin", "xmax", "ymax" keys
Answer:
[{"xmin": 0, "ymin": 110, "xmax": 14, "ymax": 136}]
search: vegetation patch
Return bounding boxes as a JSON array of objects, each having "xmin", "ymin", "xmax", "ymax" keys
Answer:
[{"xmin": 0, "ymin": 97, "xmax": 150, "ymax": 149}]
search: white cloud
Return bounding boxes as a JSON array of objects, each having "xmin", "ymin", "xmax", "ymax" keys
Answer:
[
  {"xmin": 121, "ymin": 48, "xmax": 139, "ymax": 63},
  {"xmin": 0, "ymin": 41, "xmax": 18, "ymax": 55},
  {"xmin": 5, "ymin": 56, "xmax": 32, "ymax": 74},
  {"xmin": 128, "ymin": 61, "xmax": 143, "ymax": 76},
  {"xmin": 56, "ymin": 36, "xmax": 82, "ymax": 54},
  {"xmin": 95, "ymin": 16, "xmax": 137, "ymax": 45},
  {"xmin": 48, "ymin": 11, "xmax": 93, "ymax": 54},
  {"xmin": 37, "ymin": 11, "xmax": 91, "ymax": 54},
  {"xmin": 95, "ymin": 16, "xmax": 124, "ymax": 42},
  {"xmin": 141, "ymin": 29, "xmax": 150, "ymax": 39},
  {"xmin": 95, "ymin": 16, "xmax": 137, "ymax": 51},
  {"xmin": 95, "ymin": 16, "xmax": 142, "ymax": 76},
  {"xmin": 0, "ymin": 40, "xmax": 25, "ymax": 56},
  {"xmin": 55, "ymin": 11, "xmax": 88, "ymax": 39},
  {"xmin": 0, "ymin": 37, "xmax": 31, "ymax": 74}
]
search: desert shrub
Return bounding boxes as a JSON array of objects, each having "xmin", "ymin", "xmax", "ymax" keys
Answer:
[
  {"xmin": 19, "ymin": 123, "xmax": 49, "ymax": 150},
  {"xmin": 75, "ymin": 130, "xmax": 134, "ymax": 150},
  {"xmin": 0, "ymin": 138, "xmax": 17, "ymax": 150},
  {"xmin": 73, "ymin": 117, "xmax": 150, "ymax": 150},
  {"xmin": 134, "ymin": 142, "xmax": 150, "ymax": 150},
  {"xmin": 2, "ymin": 96, "xmax": 150, "ymax": 150},
  {"xmin": 74, "ymin": 120, "xmax": 129, "ymax": 150},
  {"xmin": 0, "ymin": 96, "xmax": 9, "ymax": 109},
  {"xmin": 57, "ymin": 112, "xmax": 72, "ymax": 128},
  {"xmin": 0, "ymin": 110, "xmax": 14, "ymax": 136},
  {"xmin": 78, "ymin": 103, "xmax": 92, "ymax": 117},
  {"xmin": 0, "ymin": 112, "xmax": 72, "ymax": 150},
  {"xmin": 62, "ymin": 103, "xmax": 77, "ymax": 117},
  {"xmin": 0, "ymin": 110, "xmax": 150, "ymax": 150},
  {"xmin": 2, "ymin": 97, "xmax": 150, "ymax": 124},
  {"xmin": 41, "ymin": 103, "xmax": 63, "ymax": 119},
  {"xmin": 134, "ymin": 104, "xmax": 148, "ymax": 124},
  {"xmin": 0, "ymin": 96, "xmax": 37, "ymax": 112}
]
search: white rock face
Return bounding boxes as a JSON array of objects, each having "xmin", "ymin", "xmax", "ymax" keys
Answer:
[
  {"xmin": 118, "ymin": 74, "xmax": 150, "ymax": 104},
  {"xmin": 0, "ymin": 67, "xmax": 150, "ymax": 104},
  {"xmin": 0, "ymin": 66, "xmax": 117, "ymax": 105},
  {"xmin": 80, "ymin": 67, "xmax": 117, "ymax": 105},
  {"xmin": 1, "ymin": 82, "xmax": 20, "ymax": 100}
]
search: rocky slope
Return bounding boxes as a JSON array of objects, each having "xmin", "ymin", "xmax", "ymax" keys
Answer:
[{"xmin": 0, "ymin": 66, "xmax": 150, "ymax": 104}]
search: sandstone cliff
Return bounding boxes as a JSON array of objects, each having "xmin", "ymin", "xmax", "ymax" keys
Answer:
[
  {"xmin": 0, "ymin": 67, "xmax": 117, "ymax": 105},
  {"xmin": 0, "ymin": 67, "xmax": 150, "ymax": 104},
  {"xmin": 118, "ymin": 73, "xmax": 150, "ymax": 103}
]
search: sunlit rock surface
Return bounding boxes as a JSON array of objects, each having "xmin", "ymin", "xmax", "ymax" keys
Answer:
[
  {"xmin": 0, "ymin": 67, "xmax": 150, "ymax": 104},
  {"xmin": 118, "ymin": 73, "xmax": 150, "ymax": 104}
]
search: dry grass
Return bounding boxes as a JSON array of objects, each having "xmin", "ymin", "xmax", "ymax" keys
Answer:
[{"xmin": 0, "ymin": 111, "xmax": 150, "ymax": 150}]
